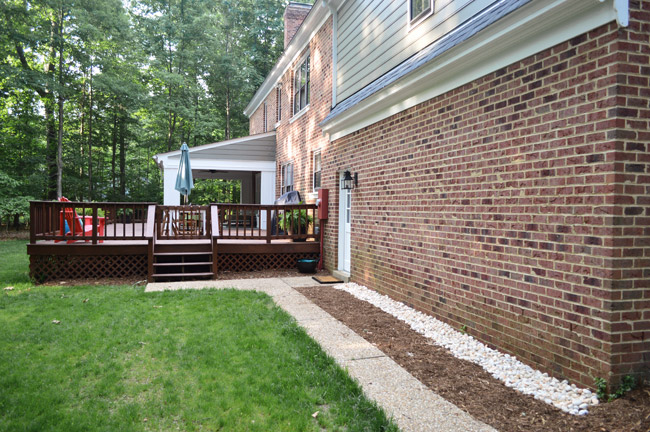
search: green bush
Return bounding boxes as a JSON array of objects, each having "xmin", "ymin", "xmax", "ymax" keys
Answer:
[{"xmin": 278, "ymin": 202, "xmax": 313, "ymax": 234}]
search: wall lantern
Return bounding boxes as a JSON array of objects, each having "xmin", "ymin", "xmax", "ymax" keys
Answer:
[{"xmin": 341, "ymin": 170, "xmax": 358, "ymax": 190}]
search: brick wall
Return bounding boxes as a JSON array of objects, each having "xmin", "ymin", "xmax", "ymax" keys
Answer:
[
  {"xmin": 252, "ymin": 17, "xmax": 333, "ymax": 202},
  {"xmin": 250, "ymin": 93, "xmax": 279, "ymax": 136},
  {"xmin": 317, "ymin": 3, "xmax": 649, "ymax": 389},
  {"xmin": 606, "ymin": 0, "xmax": 650, "ymax": 383}
]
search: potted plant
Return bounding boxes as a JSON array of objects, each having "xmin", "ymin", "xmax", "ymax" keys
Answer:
[
  {"xmin": 297, "ymin": 258, "xmax": 319, "ymax": 273},
  {"xmin": 278, "ymin": 202, "xmax": 313, "ymax": 241}
]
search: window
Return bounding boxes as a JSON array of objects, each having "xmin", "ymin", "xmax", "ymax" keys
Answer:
[
  {"xmin": 276, "ymin": 86, "xmax": 282, "ymax": 123},
  {"xmin": 409, "ymin": 0, "xmax": 432, "ymax": 24},
  {"xmin": 293, "ymin": 55, "xmax": 310, "ymax": 114},
  {"xmin": 281, "ymin": 162, "xmax": 294, "ymax": 194},
  {"xmin": 263, "ymin": 102, "xmax": 268, "ymax": 132},
  {"xmin": 313, "ymin": 150, "xmax": 321, "ymax": 191}
]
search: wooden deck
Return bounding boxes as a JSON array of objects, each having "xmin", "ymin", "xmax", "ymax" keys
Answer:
[{"xmin": 28, "ymin": 202, "xmax": 321, "ymax": 282}]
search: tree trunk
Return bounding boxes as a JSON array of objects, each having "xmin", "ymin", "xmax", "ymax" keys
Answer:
[
  {"xmin": 111, "ymin": 107, "xmax": 118, "ymax": 197},
  {"xmin": 56, "ymin": 5, "xmax": 65, "ymax": 198},
  {"xmin": 88, "ymin": 66, "xmax": 93, "ymax": 200},
  {"xmin": 225, "ymin": 85, "xmax": 231, "ymax": 140},
  {"xmin": 14, "ymin": 22, "xmax": 58, "ymax": 199},
  {"xmin": 45, "ymin": 102, "xmax": 58, "ymax": 200},
  {"xmin": 79, "ymin": 71, "xmax": 86, "ymax": 199},
  {"xmin": 167, "ymin": 111, "xmax": 177, "ymax": 151},
  {"xmin": 119, "ymin": 115, "xmax": 126, "ymax": 198}
]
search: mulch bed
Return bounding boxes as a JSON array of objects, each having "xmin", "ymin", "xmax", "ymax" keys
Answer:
[
  {"xmin": 0, "ymin": 230, "xmax": 29, "ymax": 240},
  {"xmin": 296, "ymin": 286, "xmax": 650, "ymax": 432}
]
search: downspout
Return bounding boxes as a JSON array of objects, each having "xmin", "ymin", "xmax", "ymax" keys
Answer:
[{"xmin": 323, "ymin": 0, "xmax": 338, "ymax": 108}]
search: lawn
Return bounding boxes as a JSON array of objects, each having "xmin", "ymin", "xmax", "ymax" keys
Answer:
[
  {"xmin": 0, "ymin": 240, "xmax": 397, "ymax": 431},
  {"xmin": 0, "ymin": 239, "xmax": 31, "ymax": 287}
]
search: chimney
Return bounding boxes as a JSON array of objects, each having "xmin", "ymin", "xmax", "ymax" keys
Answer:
[{"xmin": 284, "ymin": 2, "xmax": 312, "ymax": 49}]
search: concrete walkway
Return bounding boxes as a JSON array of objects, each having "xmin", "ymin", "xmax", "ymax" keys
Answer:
[{"xmin": 146, "ymin": 277, "xmax": 496, "ymax": 432}]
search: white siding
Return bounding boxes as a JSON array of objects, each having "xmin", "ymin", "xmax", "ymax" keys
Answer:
[{"xmin": 336, "ymin": 0, "xmax": 498, "ymax": 101}]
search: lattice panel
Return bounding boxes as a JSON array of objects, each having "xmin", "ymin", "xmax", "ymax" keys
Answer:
[
  {"xmin": 31, "ymin": 254, "xmax": 148, "ymax": 283},
  {"xmin": 218, "ymin": 252, "xmax": 318, "ymax": 272}
]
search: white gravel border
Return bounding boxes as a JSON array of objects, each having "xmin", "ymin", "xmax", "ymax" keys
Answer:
[{"xmin": 335, "ymin": 282, "xmax": 600, "ymax": 415}]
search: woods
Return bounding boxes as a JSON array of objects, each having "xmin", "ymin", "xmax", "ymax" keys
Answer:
[{"xmin": 0, "ymin": 0, "xmax": 290, "ymax": 227}]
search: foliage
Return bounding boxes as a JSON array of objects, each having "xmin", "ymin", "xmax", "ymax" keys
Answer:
[
  {"xmin": 0, "ymin": 0, "xmax": 287, "ymax": 202},
  {"xmin": 191, "ymin": 178, "xmax": 241, "ymax": 205},
  {"xmin": 0, "ymin": 171, "xmax": 33, "ymax": 228},
  {"xmin": 595, "ymin": 377, "xmax": 607, "ymax": 401},
  {"xmin": 609, "ymin": 376, "xmax": 637, "ymax": 401},
  {"xmin": 278, "ymin": 202, "xmax": 313, "ymax": 234},
  {"xmin": 595, "ymin": 375, "xmax": 637, "ymax": 402}
]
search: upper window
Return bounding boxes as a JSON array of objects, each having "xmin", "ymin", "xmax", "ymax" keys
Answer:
[
  {"xmin": 313, "ymin": 150, "xmax": 321, "ymax": 192},
  {"xmin": 409, "ymin": 0, "xmax": 433, "ymax": 24},
  {"xmin": 293, "ymin": 55, "xmax": 310, "ymax": 115},
  {"xmin": 276, "ymin": 86, "xmax": 282, "ymax": 123},
  {"xmin": 281, "ymin": 162, "xmax": 294, "ymax": 194}
]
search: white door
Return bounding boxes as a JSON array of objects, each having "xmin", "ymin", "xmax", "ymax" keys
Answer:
[{"xmin": 338, "ymin": 174, "xmax": 351, "ymax": 273}]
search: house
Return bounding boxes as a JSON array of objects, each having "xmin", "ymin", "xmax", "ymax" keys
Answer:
[{"xmin": 244, "ymin": 0, "xmax": 649, "ymax": 390}]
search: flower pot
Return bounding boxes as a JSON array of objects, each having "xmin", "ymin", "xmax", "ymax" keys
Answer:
[
  {"xmin": 288, "ymin": 227, "xmax": 308, "ymax": 242},
  {"xmin": 297, "ymin": 258, "xmax": 318, "ymax": 273}
]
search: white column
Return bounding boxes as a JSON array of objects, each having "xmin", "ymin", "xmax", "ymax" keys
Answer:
[
  {"xmin": 260, "ymin": 170, "xmax": 276, "ymax": 228},
  {"xmin": 163, "ymin": 168, "xmax": 180, "ymax": 205},
  {"xmin": 260, "ymin": 170, "xmax": 276, "ymax": 204}
]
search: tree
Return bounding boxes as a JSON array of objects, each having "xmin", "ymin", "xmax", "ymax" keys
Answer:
[
  {"xmin": 1, "ymin": 0, "xmax": 288, "ymax": 205},
  {"xmin": 0, "ymin": 171, "xmax": 33, "ymax": 231}
]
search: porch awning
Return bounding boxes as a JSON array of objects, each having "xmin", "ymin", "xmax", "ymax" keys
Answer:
[{"xmin": 153, "ymin": 131, "xmax": 276, "ymax": 170}]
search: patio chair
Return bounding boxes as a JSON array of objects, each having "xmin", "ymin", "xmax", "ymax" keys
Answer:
[{"xmin": 56, "ymin": 197, "xmax": 105, "ymax": 243}]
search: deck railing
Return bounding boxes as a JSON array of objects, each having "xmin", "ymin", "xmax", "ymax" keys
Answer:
[
  {"xmin": 156, "ymin": 205, "xmax": 211, "ymax": 240},
  {"xmin": 30, "ymin": 201, "xmax": 320, "ymax": 244},
  {"xmin": 30, "ymin": 201, "xmax": 156, "ymax": 244},
  {"xmin": 216, "ymin": 203, "xmax": 319, "ymax": 243}
]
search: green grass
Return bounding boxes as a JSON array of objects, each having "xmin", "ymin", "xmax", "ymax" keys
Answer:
[
  {"xmin": 0, "ymin": 241, "xmax": 398, "ymax": 431},
  {"xmin": 0, "ymin": 239, "xmax": 31, "ymax": 287}
]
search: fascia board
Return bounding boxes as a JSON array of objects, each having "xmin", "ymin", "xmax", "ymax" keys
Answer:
[
  {"xmin": 191, "ymin": 159, "xmax": 276, "ymax": 171},
  {"xmin": 165, "ymin": 159, "xmax": 276, "ymax": 172},
  {"xmin": 321, "ymin": 0, "xmax": 620, "ymax": 141},
  {"xmin": 243, "ymin": 0, "xmax": 342, "ymax": 117}
]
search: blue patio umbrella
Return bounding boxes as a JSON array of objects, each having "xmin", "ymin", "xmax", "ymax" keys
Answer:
[{"xmin": 174, "ymin": 143, "xmax": 194, "ymax": 204}]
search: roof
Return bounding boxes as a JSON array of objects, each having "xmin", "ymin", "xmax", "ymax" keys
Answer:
[
  {"xmin": 321, "ymin": 0, "xmax": 532, "ymax": 126},
  {"xmin": 285, "ymin": 2, "xmax": 312, "ymax": 11},
  {"xmin": 153, "ymin": 132, "xmax": 276, "ymax": 169}
]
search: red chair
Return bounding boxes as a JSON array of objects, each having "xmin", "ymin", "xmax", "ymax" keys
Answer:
[{"xmin": 56, "ymin": 197, "xmax": 105, "ymax": 243}]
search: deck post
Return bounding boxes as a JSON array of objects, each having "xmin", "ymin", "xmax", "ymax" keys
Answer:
[
  {"xmin": 266, "ymin": 206, "xmax": 272, "ymax": 244},
  {"xmin": 146, "ymin": 205, "xmax": 156, "ymax": 282},
  {"xmin": 92, "ymin": 206, "xmax": 98, "ymax": 245},
  {"xmin": 29, "ymin": 202, "xmax": 36, "ymax": 244},
  {"xmin": 211, "ymin": 205, "xmax": 219, "ymax": 278}
]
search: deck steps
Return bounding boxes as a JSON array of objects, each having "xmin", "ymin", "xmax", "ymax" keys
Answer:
[
  {"xmin": 154, "ymin": 251, "xmax": 210, "ymax": 257},
  {"xmin": 151, "ymin": 242, "xmax": 214, "ymax": 281},
  {"xmin": 153, "ymin": 261, "xmax": 211, "ymax": 267},
  {"xmin": 151, "ymin": 272, "xmax": 214, "ymax": 278}
]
